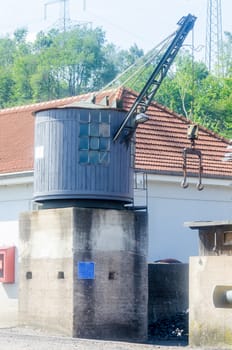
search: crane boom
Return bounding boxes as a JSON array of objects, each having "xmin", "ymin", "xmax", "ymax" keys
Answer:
[{"xmin": 113, "ymin": 14, "xmax": 197, "ymax": 141}]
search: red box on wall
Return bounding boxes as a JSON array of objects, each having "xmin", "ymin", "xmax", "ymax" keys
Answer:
[{"xmin": 0, "ymin": 247, "xmax": 15, "ymax": 283}]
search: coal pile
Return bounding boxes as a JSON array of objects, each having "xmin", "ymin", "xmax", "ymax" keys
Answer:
[{"xmin": 148, "ymin": 312, "xmax": 188, "ymax": 342}]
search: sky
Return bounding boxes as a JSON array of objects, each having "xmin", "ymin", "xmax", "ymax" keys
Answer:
[{"xmin": 0, "ymin": 0, "xmax": 232, "ymax": 61}]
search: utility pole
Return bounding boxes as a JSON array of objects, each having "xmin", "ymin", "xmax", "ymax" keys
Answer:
[{"xmin": 205, "ymin": 0, "xmax": 224, "ymax": 75}]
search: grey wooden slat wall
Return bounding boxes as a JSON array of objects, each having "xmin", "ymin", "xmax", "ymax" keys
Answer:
[{"xmin": 33, "ymin": 107, "xmax": 133, "ymax": 205}]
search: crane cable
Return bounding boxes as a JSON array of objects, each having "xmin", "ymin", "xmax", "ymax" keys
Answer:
[
  {"xmin": 121, "ymin": 33, "xmax": 175, "ymax": 89},
  {"xmin": 96, "ymin": 30, "xmax": 177, "ymax": 100}
]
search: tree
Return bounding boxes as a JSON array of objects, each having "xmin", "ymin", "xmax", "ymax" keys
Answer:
[
  {"xmin": 0, "ymin": 35, "xmax": 16, "ymax": 67},
  {"xmin": 0, "ymin": 67, "xmax": 15, "ymax": 107},
  {"xmin": 223, "ymin": 31, "xmax": 232, "ymax": 77},
  {"xmin": 194, "ymin": 75, "xmax": 232, "ymax": 137},
  {"xmin": 0, "ymin": 25, "xmax": 231, "ymax": 139},
  {"xmin": 13, "ymin": 54, "xmax": 37, "ymax": 103},
  {"xmin": 31, "ymin": 26, "xmax": 119, "ymax": 99},
  {"xmin": 33, "ymin": 29, "xmax": 59, "ymax": 52},
  {"xmin": 13, "ymin": 28, "xmax": 28, "ymax": 45},
  {"xmin": 155, "ymin": 51, "xmax": 209, "ymax": 119}
]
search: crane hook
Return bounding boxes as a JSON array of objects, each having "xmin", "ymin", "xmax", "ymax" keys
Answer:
[{"xmin": 181, "ymin": 147, "xmax": 204, "ymax": 191}]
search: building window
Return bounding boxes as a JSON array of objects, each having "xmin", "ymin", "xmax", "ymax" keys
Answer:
[{"xmin": 79, "ymin": 112, "xmax": 110, "ymax": 165}]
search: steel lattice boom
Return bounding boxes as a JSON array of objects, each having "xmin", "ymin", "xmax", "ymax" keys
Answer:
[{"xmin": 113, "ymin": 14, "xmax": 196, "ymax": 142}]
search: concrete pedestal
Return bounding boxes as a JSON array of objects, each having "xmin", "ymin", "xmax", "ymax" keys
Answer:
[
  {"xmin": 189, "ymin": 256, "xmax": 232, "ymax": 347},
  {"xmin": 19, "ymin": 207, "xmax": 148, "ymax": 341},
  {"xmin": 186, "ymin": 220, "xmax": 232, "ymax": 347}
]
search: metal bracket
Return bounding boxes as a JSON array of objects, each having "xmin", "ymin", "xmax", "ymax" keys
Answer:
[{"xmin": 181, "ymin": 147, "xmax": 204, "ymax": 191}]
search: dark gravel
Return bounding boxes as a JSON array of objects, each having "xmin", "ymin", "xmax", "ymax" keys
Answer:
[{"xmin": 148, "ymin": 312, "xmax": 188, "ymax": 343}]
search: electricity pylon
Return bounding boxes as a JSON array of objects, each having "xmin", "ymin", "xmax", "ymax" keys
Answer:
[
  {"xmin": 44, "ymin": 0, "xmax": 70, "ymax": 32},
  {"xmin": 44, "ymin": 0, "xmax": 87, "ymax": 32},
  {"xmin": 205, "ymin": 0, "xmax": 224, "ymax": 75}
]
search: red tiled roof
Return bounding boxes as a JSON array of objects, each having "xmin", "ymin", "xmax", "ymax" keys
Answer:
[{"xmin": 0, "ymin": 87, "xmax": 232, "ymax": 179}]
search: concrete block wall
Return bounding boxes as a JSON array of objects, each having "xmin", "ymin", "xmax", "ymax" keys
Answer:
[{"xmin": 19, "ymin": 207, "xmax": 148, "ymax": 341}]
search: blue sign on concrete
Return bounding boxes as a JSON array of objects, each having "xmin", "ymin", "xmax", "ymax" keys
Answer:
[{"xmin": 77, "ymin": 261, "xmax": 95, "ymax": 279}]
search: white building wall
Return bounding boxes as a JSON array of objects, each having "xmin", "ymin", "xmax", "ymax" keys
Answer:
[
  {"xmin": 145, "ymin": 175, "xmax": 232, "ymax": 263},
  {"xmin": 0, "ymin": 175, "xmax": 33, "ymax": 327}
]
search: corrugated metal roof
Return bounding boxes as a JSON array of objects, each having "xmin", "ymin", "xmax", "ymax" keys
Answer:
[{"xmin": 0, "ymin": 87, "xmax": 231, "ymax": 179}]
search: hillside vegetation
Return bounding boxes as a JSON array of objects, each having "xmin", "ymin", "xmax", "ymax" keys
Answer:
[{"xmin": 0, "ymin": 26, "xmax": 231, "ymax": 138}]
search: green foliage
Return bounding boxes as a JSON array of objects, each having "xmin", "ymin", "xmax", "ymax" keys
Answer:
[
  {"xmin": 0, "ymin": 25, "xmax": 139, "ymax": 105},
  {"xmin": 0, "ymin": 67, "xmax": 15, "ymax": 107},
  {"xmin": 223, "ymin": 32, "xmax": 232, "ymax": 76},
  {"xmin": 193, "ymin": 75, "xmax": 232, "ymax": 137},
  {"xmin": 0, "ymin": 35, "xmax": 16, "ymax": 67},
  {"xmin": 124, "ymin": 46, "xmax": 232, "ymax": 139},
  {"xmin": 0, "ymin": 25, "xmax": 231, "ymax": 139},
  {"xmin": 155, "ymin": 49, "xmax": 232, "ymax": 139}
]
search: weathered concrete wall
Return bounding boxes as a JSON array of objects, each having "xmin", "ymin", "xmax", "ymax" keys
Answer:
[
  {"xmin": 72, "ymin": 209, "xmax": 147, "ymax": 340},
  {"xmin": 189, "ymin": 256, "xmax": 232, "ymax": 347},
  {"xmin": 148, "ymin": 263, "xmax": 189, "ymax": 324},
  {"xmin": 19, "ymin": 208, "xmax": 74, "ymax": 335},
  {"xmin": 19, "ymin": 207, "xmax": 148, "ymax": 341}
]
